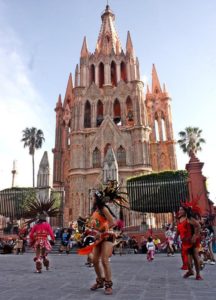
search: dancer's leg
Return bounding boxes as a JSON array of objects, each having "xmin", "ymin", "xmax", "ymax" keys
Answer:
[
  {"xmin": 101, "ymin": 241, "xmax": 113, "ymax": 295},
  {"xmin": 91, "ymin": 244, "xmax": 104, "ymax": 290}
]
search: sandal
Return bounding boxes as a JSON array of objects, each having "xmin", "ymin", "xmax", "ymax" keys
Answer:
[
  {"xmin": 90, "ymin": 278, "xmax": 105, "ymax": 290},
  {"xmin": 196, "ymin": 275, "xmax": 203, "ymax": 280},
  {"xmin": 104, "ymin": 280, "xmax": 113, "ymax": 295}
]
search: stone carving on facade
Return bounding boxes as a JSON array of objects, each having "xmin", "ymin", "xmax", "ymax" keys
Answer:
[
  {"xmin": 113, "ymin": 80, "xmax": 130, "ymax": 98},
  {"xmin": 86, "ymin": 82, "xmax": 101, "ymax": 100},
  {"xmin": 74, "ymin": 87, "xmax": 84, "ymax": 97},
  {"xmin": 103, "ymin": 146, "xmax": 119, "ymax": 183}
]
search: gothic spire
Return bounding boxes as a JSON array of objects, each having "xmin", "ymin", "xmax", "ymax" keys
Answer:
[
  {"xmin": 152, "ymin": 64, "xmax": 162, "ymax": 93},
  {"xmin": 96, "ymin": 5, "xmax": 122, "ymax": 55},
  {"xmin": 80, "ymin": 36, "xmax": 89, "ymax": 58},
  {"xmin": 64, "ymin": 73, "xmax": 73, "ymax": 104},
  {"xmin": 126, "ymin": 31, "xmax": 135, "ymax": 57},
  {"xmin": 37, "ymin": 151, "xmax": 50, "ymax": 188},
  {"xmin": 75, "ymin": 64, "xmax": 79, "ymax": 87},
  {"xmin": 55, "ymin": 94, "xmax": 62, "ymax": 111}
]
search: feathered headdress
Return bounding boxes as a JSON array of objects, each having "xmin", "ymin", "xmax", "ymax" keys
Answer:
[
  {"xmin": 23, "ymin": 197, "xmax": 60, "ymax": 224},
  {"xmin": 180, "ymin": 195, "xmax": 202, "ymax": 217},
  {"xmin": 102, "ymin": 180, "xmax": 129, "ymax": 209}
]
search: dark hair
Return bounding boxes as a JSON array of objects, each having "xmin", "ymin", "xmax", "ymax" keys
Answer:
[
  {"xmin": 91, "ymin": 192, "xmax": 116, "ymax": 218},
  {"xmin": 148, "ymin": 236, "xmax": 153, "ymax": 242}
]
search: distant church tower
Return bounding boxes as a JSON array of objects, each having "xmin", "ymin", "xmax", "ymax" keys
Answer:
[
  {"xmin": 53, "ymin": 5, "xmax": 177, "ymax": 225},
  {"xmin": 145, "ymin": 65, "xmax": 177, "ymax": 171},
  {"xmin": 37, "ymin": 151, "xmax": 51, "ymax": 201}
]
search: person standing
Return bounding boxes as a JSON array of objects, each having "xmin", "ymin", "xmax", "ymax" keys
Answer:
[
  {"xmin": 165, "ymin": 225, "xmax": 175, "ymax": 256},
  {"xmin": 146, "ymin": 236, "xmax": 155, "ymax": 261}
]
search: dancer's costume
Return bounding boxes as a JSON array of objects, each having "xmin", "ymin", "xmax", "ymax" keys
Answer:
[
  {"xmin": 24, "ymin": 198, "xmax": 59, "ymax": 273},
  {"xmin": 29, "ymin": 221, "xmax": 55, "ymax": 272},
  {"xmin": 78, "ymin": 181, "xmax": 128, "ymax": 295},
  {"xmin": 177, "ymin": 219, "xmax": 192, "ymax": 269},
  {"xmin": 29, "ymin": 222, "xmax": 55, "ymax": 251},
  {"xmin": 178, "ymin": 197, "xmax": 202, "ymax": 279}
]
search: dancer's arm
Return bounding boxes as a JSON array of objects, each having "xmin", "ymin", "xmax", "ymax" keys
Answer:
[{"xmin": 189, "ymin": 218, "xmax": 200, "ymax": 244}]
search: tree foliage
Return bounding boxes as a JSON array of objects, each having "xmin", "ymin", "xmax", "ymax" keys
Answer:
[{"xmin": 177, "ymin": 126, "xmax": 205, "ymax": 156}]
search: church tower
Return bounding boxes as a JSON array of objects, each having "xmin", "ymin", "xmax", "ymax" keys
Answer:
[
  {"xmin": 37, "ymin": 151, "xmax": 51, "ymax": 201},
  {"xmin": 145, "ymin": 65, "xmax": 177, "ymax": 171},
  {"xmin": 53, "ymin": 5, "xmax": 176, "ymax": 225}
]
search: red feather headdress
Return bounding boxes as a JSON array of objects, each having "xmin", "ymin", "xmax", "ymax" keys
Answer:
[{"xmin": 180, "ymin": 195, "xmax": 202, "ymax": 216}]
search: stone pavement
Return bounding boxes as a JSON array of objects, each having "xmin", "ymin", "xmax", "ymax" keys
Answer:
[{"xmin": 0, "ymin": 253, "xmax": 215, "ymax": 300}]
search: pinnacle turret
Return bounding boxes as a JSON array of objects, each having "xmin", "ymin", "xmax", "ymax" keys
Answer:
[
  {"xmin": 64, "ymin": 73, "xmax": 73, "ymax": 105},
  {"xmin": 96, "ymin": 5, "xmax": 122, "ymax": 55},
  {"xmin": 55, "ymin": 94, "xmax": 62, "ymax": 111},
  {"xmin": 152, "ymin": 64, "xmax": 162, "ymax": 93},
  {"xmin": 126, "ymin": 31, "xmax": 135, "ymax": 57},
  {"xmin": 80, "ymin": 36, "xmax": 89, "ymax": 58}
]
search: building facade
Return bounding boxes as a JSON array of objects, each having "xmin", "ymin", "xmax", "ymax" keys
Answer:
[{"xmin": 53, "ymin": 5, "xmax": 177, "ymax": 225}]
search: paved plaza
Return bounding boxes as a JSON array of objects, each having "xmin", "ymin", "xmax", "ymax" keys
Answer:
[{"xmin": 0, "ymin": 253, "xmax": 215, "ymax": 300}]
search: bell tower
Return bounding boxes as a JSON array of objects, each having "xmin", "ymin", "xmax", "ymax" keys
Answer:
[
  {"xmin": 145, "ymin": 64, "xmax": 177, "ymax": 171},
  {"xmin": 53, "ymin": 5, "xmax": 177, "ymax": 225}
]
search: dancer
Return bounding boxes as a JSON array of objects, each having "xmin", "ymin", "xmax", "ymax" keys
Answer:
[
  {"xmin": 24, "ymin": 198, "xmax": 59, "ymax": 273},
  {"xmin": 176, "ymin": 200, "xmax": 202, "ymax": 280},
  {"xmin": 78, "ymin": 181, "xmax": 128, "ymax": 295},
  {"xmin": 29, "ymin": 212, "xmax": 55, "ymax": 272}
]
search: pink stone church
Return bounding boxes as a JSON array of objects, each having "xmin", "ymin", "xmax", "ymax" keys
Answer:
[{"xmin": 52, "ymin": 5, "xmax": 177, "ymax": 226}]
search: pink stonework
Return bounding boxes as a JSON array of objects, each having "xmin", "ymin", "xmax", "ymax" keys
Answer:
[{"xmin": 52, "ymin": 5, "xmax": 177, "ymax": 226}]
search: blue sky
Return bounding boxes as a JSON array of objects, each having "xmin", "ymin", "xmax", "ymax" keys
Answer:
[{"xmin": 0, "ymin": 0, "xmax": 215, "ymax": 203}]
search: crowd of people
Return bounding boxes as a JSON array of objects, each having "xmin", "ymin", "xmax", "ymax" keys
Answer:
[{"xmin": 0, "ymin": 181, "xmax": 216, "ymax": 295}]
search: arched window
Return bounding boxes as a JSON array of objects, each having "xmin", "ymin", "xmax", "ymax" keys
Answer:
[
  {"xmin": 126, "ymin": 96, "xmax": 134, "ymax": 125},
  {"xmin": 99, "ymin": 62, "xmax": 104, "ymax": 88},
  {"xmin": 89, "ymin": 64, "xmax": 95, "ymax": 84},
  {"xmin": 93, "ymin": 147, "xmax": 101, "ymax": 168},
  {"xmin": 96, "ymin": 100, "xmax": 104, "ymax": 127},
  {"xmin": 113, "ymin": 99, "xmax": 121, "ymax": 125},
  {"xmin": 84, "ymin": 100, "xmax": 91, "ymax": 128},
  {"xmin": 67, "ymin": 126, "xmax": 71, "ymax": 146},
  {"xmin": 111, "ymin": 61, "xmax": 117, "ymax": 86},
  {"xmin": 117, "ymin": 146, "xmax": 126, "ymax": 166},
  {"xmin": 161, "ymin": 117, "xmax": 166, "ymax": 141},
  {"xmin": 154, "ymin": 119, "xmax": 159, "ymax": 142},
  {"xmin": 120, "ymin": 61, "xmax": 127, "ymax": 82}
]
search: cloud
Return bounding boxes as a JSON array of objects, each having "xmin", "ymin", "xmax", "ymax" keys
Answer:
[{"xmin": 0, "ymin": 26, "xmax": 53, "ymax": 189}]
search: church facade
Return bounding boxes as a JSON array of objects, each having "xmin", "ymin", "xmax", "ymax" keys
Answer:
[{"xmin": 52, "ymin": 5, "xmax": 177, "ymax": 226}]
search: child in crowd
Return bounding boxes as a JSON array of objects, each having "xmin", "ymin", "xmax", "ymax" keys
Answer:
[{"xmin": 146, "ymin": 236, "xmax": 155, "ymax": 261}]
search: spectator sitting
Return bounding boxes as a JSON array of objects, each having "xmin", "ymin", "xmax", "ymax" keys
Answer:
[{"xmin": 153, "ymin": 236, "xmax": 161, "ymax": 252}]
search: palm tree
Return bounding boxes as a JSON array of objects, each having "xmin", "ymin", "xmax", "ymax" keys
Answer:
[
  {"xmin": 21, "ymin": 127, "xmax": 45, "ymax": 187},
  {"xmin": 177, "ymin": 127, "xmax": 205, "ymax": 157}
]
